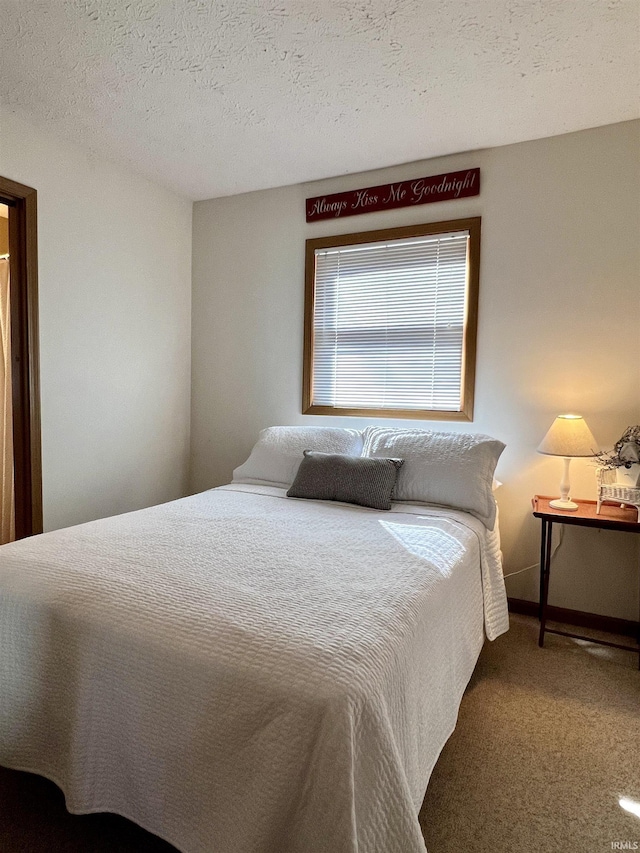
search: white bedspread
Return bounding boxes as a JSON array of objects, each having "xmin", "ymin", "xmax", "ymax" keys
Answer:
[{"xmin": 0, "ymin": 485, "xmax": 508, "ymax": 853}]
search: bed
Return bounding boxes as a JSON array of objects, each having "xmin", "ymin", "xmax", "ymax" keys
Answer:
[{"xmin": 0, "ymin": 427, "xmax": 508, "ymax": 853}]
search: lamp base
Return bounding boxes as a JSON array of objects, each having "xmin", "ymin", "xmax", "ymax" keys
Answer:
[{"xmin": 549, "ymin": 498, "xmax": 579, "ymax": 511}]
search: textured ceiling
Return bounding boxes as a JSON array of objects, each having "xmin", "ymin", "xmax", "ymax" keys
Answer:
[{"xmin": 0, "ymin": 1, "xmax": 638, "ymax": 200}]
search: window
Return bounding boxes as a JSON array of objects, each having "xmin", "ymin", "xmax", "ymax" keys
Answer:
[{"xmin": 303, "ymin": 218, "xmax": 480, "ymax": 421}]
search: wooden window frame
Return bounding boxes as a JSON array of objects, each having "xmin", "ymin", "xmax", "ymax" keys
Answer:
[
  {"xmin": 302, "ymin": 217, "xmax": 481, "ymax": 421},
  {"xmin": 0, "ymin": 175, "xmax": 42, "ymax": 538}
]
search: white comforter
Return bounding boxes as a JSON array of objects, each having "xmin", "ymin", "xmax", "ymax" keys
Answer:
[{"xmin": 0, "ymin": 484, "xmax": 508, "ymax": 853}]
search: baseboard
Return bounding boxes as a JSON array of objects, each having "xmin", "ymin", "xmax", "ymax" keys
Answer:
[{"xmin": 508, "ymin": 597, "xmax": 639, "ymax": 639}]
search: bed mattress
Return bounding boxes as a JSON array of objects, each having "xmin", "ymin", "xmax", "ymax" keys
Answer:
[{"xmin": 0, "ymin": 484, "xmax": 508, "ymax": 853}]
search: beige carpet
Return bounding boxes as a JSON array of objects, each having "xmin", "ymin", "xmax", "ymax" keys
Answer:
[
  {"xmin": 0, "ymin": 614, "xmax": 638, "ymax": 852},
  {"xmin": 420, "ymin": 614, "xmax": 640, "ymax": 853}
]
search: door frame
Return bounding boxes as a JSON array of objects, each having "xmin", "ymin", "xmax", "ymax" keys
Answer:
[{"xmin": 0, "ymin": 175, "xmax": 42, "ymax": 537}]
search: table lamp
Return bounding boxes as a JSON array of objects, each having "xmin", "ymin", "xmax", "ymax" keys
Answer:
[{"xmin": 537, "ymin": 414, "xmax": 598, "ymax": 510}]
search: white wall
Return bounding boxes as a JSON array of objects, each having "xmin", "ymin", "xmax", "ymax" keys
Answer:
[
  {"xmin": 192, "ymin": 120, "xmax": 640, "ymax": 621},
  {"xmin": 0, "ymin": 108, "xmax": 192, "ymax": 531}
]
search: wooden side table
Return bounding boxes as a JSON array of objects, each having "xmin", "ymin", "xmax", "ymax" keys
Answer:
[{"xmin": 532, "ymin": 495, "xmax": 640, "ymax": 668}]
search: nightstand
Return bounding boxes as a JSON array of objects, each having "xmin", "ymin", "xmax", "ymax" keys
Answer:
[{"xmin": 532, "ymin": 495, "xmax": 640, "ymax": 668}]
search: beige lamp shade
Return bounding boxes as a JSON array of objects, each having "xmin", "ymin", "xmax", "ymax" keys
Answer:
[{"xmin": 537, "ymin": 414, "xmax": 598, "ymax": 458}]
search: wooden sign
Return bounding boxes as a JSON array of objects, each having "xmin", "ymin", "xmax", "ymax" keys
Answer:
[{"xmin": 306, "ymin": 168, "xmax": 479, "ymax": 223}]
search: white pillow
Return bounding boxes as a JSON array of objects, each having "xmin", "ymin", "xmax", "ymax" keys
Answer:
[
  {"xmin": 233, "ymin": 426, "xmax": 364, "ymax": 488},
  {"xmin": 362, "ymin": 427, "xmax": 505, "ymax": 528}
]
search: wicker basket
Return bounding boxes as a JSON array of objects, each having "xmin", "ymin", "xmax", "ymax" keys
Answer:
[{"xmin": 596, "ymin": 467, "xmax": 640, "ymax": 519}]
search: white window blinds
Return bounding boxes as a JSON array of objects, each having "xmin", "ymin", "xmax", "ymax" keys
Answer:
[{"xmin": 311, "ymin": 229, "xmax": 470, "ymax": 413}]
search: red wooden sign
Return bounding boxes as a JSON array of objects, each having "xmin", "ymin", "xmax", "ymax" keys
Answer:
[{"xmin": 306, "ymin": 168, "xmax": 479, "ymax": 223}]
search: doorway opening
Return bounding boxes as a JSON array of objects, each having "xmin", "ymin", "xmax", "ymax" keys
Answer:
[{"xmin": 0, "ymin": 176, "xmax": 42, "ymax": 541}]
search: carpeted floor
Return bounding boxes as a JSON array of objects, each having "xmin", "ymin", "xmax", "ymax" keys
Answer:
[
  {"xmin": 420, "ymin": 614, "xmax": 640, "ymax": 853},
  {"xmin": 0, "ymin": 614, "xmax": 638, "ymax": 852}
]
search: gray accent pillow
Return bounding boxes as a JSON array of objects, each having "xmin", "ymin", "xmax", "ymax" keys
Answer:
[{"xmin": 286, "ymin": 451, "xmax": 404, "ymax": 511}]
